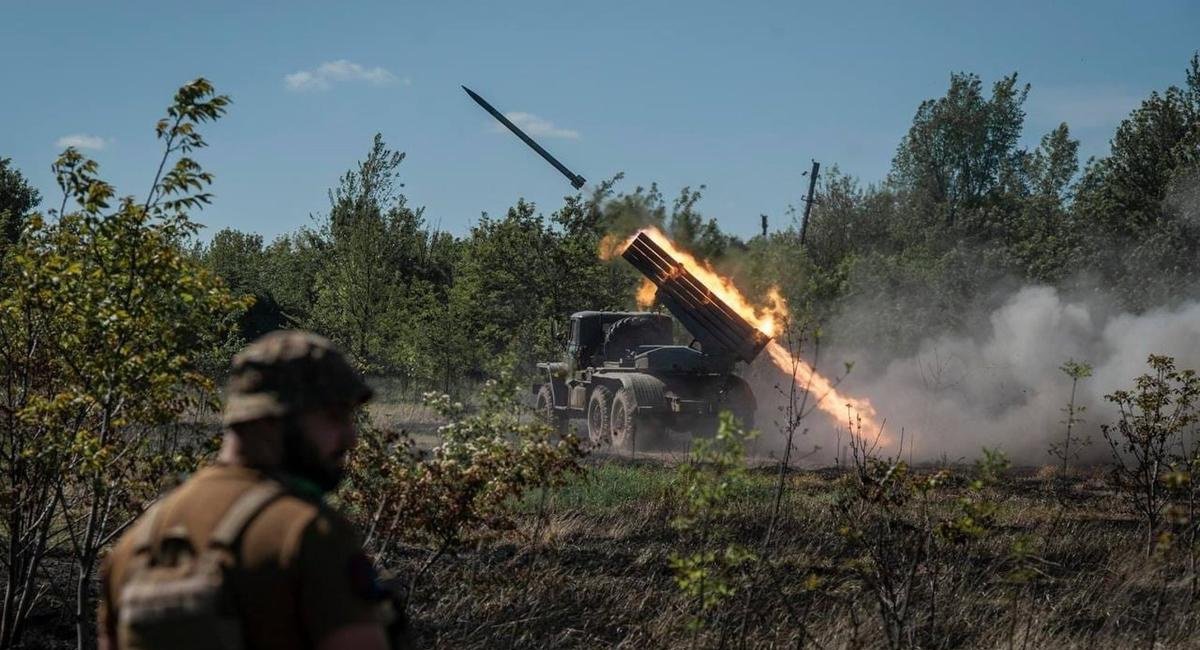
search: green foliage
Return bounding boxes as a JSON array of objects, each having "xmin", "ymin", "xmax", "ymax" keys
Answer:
[
  {"xmin": 937, "ymin": 448, "xmax": 1009, "ymax": 545},
  {"xmin": 1102, "ymin": 354, "xmax": 1200, "ymax": 553},
  {"xmin": 0, "ymin": 157, "xmax": 41, "ymax": 261},
  {"xmin": 668, "ymin": 411, "xmax": 759, "ymax": 630},
  {"xmin": 311, "ymin": 134, "xmax": 436, "ymax": 375},
  {"xmin": 260, "ymin": 229, "xmax": 328, "ymax": 325},
  {"xmin": 0, "ymin": 78, "xmax": 246, "ymax": 648},
  {"xmin": 1074, "ymin": 53, "xmax": 1200, "ymax": 309},
  {"xmin": 199, "ymin": 228, "xmax": 287, "ymax": 342},
  {"xmin": 890, "ymin": 71, "xmax": 1030, "ymax": 223},
  {"xmin": 449, "ymin": 201, "xmax": 564, "ymax": 374},
  {"xmin": 832, "ymin": 422, "xmax": 1009, "ymax": 647},
  {"xmin": 343, "ymin": 368, "xmax": 586, "ymax": 603},
  {"xmin": 448, "ymin": 190, "xmax": 635, "ymax": 379},
  {"xmin": 1050, "ymin": 358, "xmax": 1094, "ymax": 473}
]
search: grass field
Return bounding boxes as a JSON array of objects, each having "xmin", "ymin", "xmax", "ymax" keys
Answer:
[
  {"xmin": 391, "ymin": 457, "xmax": 1200, "ymax": 649},
  {"xmin": 18, "ymin": 398, "xmax": 1198, "ymax": 649}
]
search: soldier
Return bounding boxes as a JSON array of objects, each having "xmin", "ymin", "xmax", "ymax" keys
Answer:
[{"xmin": 98, "ymin": 330, "xmax": 405, "ymax": 650}]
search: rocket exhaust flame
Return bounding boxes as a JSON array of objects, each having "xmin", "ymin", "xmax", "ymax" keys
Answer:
[
  {"xmin": 627, "ymin": 227, "xmax": 786, "ymax": 338},
  {"xmin": 763, "ymin": 340, "xmax": 881, "ymax": 435},
  {"xmin": 611, "ymin": 226, "xmax": 881, "ymax": 435},
  {"xmin": 623, "ymin": 231, "xmax": 770, "ymax": 364},
  {"xmin": 636, "ymin": 278, "xmax": 657, "ymax": 307}
]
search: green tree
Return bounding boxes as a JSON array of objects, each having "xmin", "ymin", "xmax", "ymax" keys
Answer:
[
  {"xmin": 1027, "ymin": 123, "xmax": 1080, "ymax": 202},
  {"xmin": 890, "ymin": 72, "xmax": 1030, "ymax": 227},
  {"xmin": 1102, "ymin": 355, "xmax": 1200, "ymax": 554},
  {"xmin": 0, "ymin": 79, "xmax": 246, "ymax": 648},
  {"xmin": 201, "ymin": 228, "xmax": 287, "ymax": 341},
  {"xmin": 667, "ymin": 185, "xmax": 731, "ymax": 261},
  {"xmin": 261, "ymin": 228, "xmax": 327, "ymax": 326},
  {"xmin": 550, "ymin": 179, "xmax": 643, "ymax": 317},
  {"xmin": 0, "ymin": 157, "xmax": 41, "ymax": 261},
  {"xmin": 1078, "ymin": 54, "xmax": 1200, "ymax": 236},
  {"xmin": 311, "ymin": 133, "xmax": 429, "ymax": 375},
  {"xmin": 449, "ymin": 200, "xmax": 561, "ymax": 375},
  {"xmin": 1074, "ymin": 52, "xmax": 1200, "ymax": 308}
]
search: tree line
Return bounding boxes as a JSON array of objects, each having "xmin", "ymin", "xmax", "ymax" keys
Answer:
[{"xmin": 188, "ymin": 54, "xmax": 1199, "ymax": 388}]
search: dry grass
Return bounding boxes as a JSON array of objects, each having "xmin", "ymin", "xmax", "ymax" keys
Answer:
[
  {"xmin": 19, "ymin": 454, "xmax": 1200, "ymax": 648},
  {"xmin": 387, "ymin": 459, "xmax": 1200, "ymax": 649},
  {"xmin": 368, "ymin": 400, "xmax": 445, "ymax": 431}
]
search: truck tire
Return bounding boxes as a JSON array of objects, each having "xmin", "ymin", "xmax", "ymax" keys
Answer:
[
  {"xmin": 587, "ymin": 385, "xmax": 613, "ymax": 446},
  {"xmin": 534, "ymin": 384, "xmax": 567, "ymax": 436},
  {"xmin": 609, "ymin": 386, "xmax": 661, "ymax": 453}
]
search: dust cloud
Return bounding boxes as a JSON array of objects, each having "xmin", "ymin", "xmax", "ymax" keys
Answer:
[{"xmin": 749, "ymin": 286, "xmax": 1200, "ymax": 466}]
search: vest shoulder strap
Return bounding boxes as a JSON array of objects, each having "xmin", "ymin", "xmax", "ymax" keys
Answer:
[{"xmin": 208, "ymin": 482, "xmax": 285, "ymax": 550}]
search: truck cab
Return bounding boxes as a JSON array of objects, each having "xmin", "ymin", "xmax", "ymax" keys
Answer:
[{"xmin": 566, "ymin": 311, "xmax": 673, "ymax": 372}]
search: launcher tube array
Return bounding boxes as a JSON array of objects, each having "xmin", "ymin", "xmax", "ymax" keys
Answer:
[{"xmin": 621, "ymin": 232, "xmax": 770, "ymax": 364}]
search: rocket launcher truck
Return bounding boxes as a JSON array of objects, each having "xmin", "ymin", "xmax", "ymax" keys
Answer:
[
  {"xmin": 532, "ymin": 231, "xmax": 772, "ymax": 451},
  {"xmin": 461, "ymin": 85, "xmax": 772, "ymax": 449}
]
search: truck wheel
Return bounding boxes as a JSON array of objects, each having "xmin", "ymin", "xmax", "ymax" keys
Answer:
[
  {"xmin": 587, "ymin": 386, "xmax": 613, "ymax": 446},
  {"xmin": 534, "ymin": 385, "xmax": 566, "ymax": 436},
  {"xmin": 609, "ymin": 387, "xmax": 652, "ymax": 454},
  {"xmin": 614, "ymin": 388, "xmax": 672, "ymax": 453}
]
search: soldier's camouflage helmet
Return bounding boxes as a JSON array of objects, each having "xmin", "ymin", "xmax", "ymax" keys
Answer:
[{"xmin": 222, "ymin": 330, "xmax": 373, "ymax": 426}]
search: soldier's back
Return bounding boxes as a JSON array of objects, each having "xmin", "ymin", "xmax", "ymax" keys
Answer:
[{"xmin": 101, "ymin": 464, "xmax": 379, "ymax": 650}]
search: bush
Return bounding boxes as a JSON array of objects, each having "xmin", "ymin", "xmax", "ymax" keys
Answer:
[{"xmin": 1102, "ymin": 354, "xmax": 1200, "ymax": 554}]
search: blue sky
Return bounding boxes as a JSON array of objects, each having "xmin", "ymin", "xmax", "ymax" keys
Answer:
[{"xmin": 2, "ymin": 1, "xmax": 1196, "ymax": 241}]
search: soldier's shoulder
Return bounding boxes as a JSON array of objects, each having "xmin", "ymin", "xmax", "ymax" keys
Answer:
[{"xmin": 245, "ymin": 486, "xmax": 359, "ymax": 561}]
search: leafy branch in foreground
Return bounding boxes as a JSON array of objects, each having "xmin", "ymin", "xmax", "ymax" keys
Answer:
[
  {"xmin": 833, "ymin": 413, "xmax": 1007, "ymax": 649},
  {"xmin": 1049, "ymin": 358, "xmax": 1093, "ymax": 475},
  {"xmin": 669, "ymin": 410, "xmax": 758, "ymax": 640},
  {"xmin": 0, "ymin": 78, "xmax": 246, "ymax": 649}
]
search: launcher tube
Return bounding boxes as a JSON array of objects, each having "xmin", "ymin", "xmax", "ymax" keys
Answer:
[{"xmin": 622, "ymin": 232, "xmax": 770, "ymax": 364}]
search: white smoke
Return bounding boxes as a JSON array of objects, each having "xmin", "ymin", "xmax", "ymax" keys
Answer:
[{"xmin": 754, "ymin": 286, "xmax": 1200, "ymax": 465}]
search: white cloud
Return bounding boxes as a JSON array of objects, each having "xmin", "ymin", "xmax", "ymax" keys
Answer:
[
  {"xmin": 495, "ymin": 112, "xmax": 580, "ymax": 140},
  {"xmin": 284, "ymin": 60, "xmax": 400, "ymax": 92},
  {"xmin": 55, "ymin": 134, "xmax": 107, "ymax": 150}
]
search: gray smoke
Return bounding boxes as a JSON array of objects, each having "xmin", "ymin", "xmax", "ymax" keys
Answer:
[{"xmin": 752, "ymin": 286, "xmax": 1200, "ymax": 466}]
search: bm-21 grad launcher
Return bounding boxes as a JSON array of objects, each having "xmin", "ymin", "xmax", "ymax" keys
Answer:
[{"xmin": 464, "ymin": 86, "xmax": 771, "ymax": 450}]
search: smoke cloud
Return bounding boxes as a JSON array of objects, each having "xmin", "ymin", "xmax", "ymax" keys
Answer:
[{"xmin": 751, "ymin": 286, "xmax": 1200, "ymax": 466}]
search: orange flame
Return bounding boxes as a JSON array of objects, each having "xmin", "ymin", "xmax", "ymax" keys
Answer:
[
  {"xmin": 599, "ymin": 226, "xmax": 882, "ymax": 435},
  {"xmin": 598, "ymin": 232, "xmax": 630, "ymax": 261},
  {"xmin": 635, "ymin": 278, "xmax": 657, "ymax": 307},
  {"xmin": 635, "ymin": 227, "xmax": 788, "ymax": 337},
  {"xmin": 764, "ymin": 341, "xmax": 881, "ymax": 435}
]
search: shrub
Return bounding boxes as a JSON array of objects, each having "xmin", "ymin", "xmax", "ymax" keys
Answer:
[
  {"xmin": 343, "ymin": 369, "xmax": 586, "ymax": 613},
  {"xmin": 1102, "ymin": 354, "xmax": 1200, "ymax": 553}
]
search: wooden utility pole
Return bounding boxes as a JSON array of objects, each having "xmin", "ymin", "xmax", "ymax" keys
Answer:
[{"xmin": 799, "ymin": 160, "xmax": 820, "ymax": 246}]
